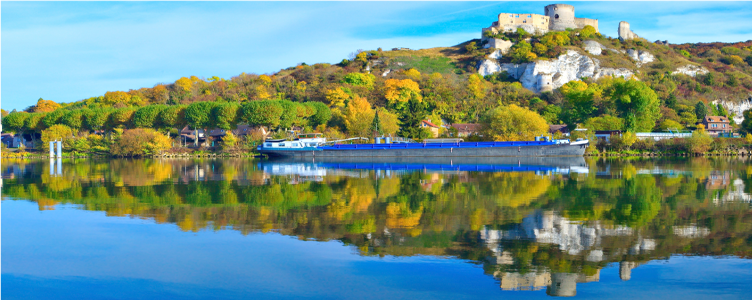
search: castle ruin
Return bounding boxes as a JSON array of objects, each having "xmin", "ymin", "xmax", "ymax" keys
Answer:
[{"xmin": 482, "ymin": 4, "xmax": 598, "ymax": 38}]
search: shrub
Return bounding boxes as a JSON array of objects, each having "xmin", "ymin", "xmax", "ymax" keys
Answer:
[
  {"xmin": 40, "ymin": 124, "xmax": 74, "ymax": 150},
  {"xmin": 110, "ymin": 128, "xmax": 172, "ymax": 157}
]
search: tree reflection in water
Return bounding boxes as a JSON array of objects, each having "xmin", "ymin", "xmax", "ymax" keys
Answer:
[{"xmin": 3, "ymin": 157, "xmax": 752, "ymax": 296}]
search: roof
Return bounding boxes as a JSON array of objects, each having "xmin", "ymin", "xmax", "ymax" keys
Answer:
[
  {"xmin": 704, "ymin": 116, "xmax": 729, "ymax": 123},
  {"xmin": 422, "ymin": 120, "xmax": 440, "ymax": 128},
  {"xmin": 549, "ymin": 125, "xmax": 569, "ymax": 133},
  {"xmin": 450, "ymin": 123, "xmax": 481, "ymax": 132}
]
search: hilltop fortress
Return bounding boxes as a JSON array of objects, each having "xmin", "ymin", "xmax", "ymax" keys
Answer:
[{"xmin": 482, "ymin": 4, "xmax": 599, "ymax": 38}]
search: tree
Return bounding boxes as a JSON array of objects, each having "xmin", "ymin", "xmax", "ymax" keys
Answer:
[
  {"xmin": 384, "ymin": 79, "xmax": 422, "ymax": 110},
  {"xmin": 342, "ymin": 73, "xmax": 376, "ymax": 89},
  {"xmin": 397, "ymin": 97, "xmax": 428, "ymax": 139},
  {"xmin": 741, "ymin": 109, "xmax": 752, "ymax": 134},
  {"xmin": 467, "ymin": 74, "xmax": 487, "ymax": 100},
  {"xmin": 103, "ymin": 91, "xmax": 132, "ymax": 106},
  {"xmin": 695, "ymin": 102, "xmax": 708, "ymax": 121},
  {"xmin": 306, "ymin": 102, "xmax": 332, "ymax": 128},
  {"xmin": 510, "ymin": 41, "xmax": 537, "ymax": 63},
  {"xmin": 222, "ymin": 131, "xmax": 238, "ymax": 151},
  {"xmin": 34, "ymin": 98, "xmax": 61, "ymax": 113},
  {"xmin": 375, "ymin": 107, "xmax": 400, "ymax": 135},
  {"xmin": 325, "ymin": 87, "xmax": 351, "ymax": 108},
  {"xmin": 185, "ymin": 101, "xmax": 219, "ymax": 130},
  {"xmin": 580, "ymin": 25, "xmax": 596, "ymax": 38},
  {"xmin": 688, "ymin": 125, "xmax": 713, "ymax": 154},
  {"xmin": 608, "ymin": 79, "xmax": 662, "ymax": 132},
  {"xmin": 621, "ymin": 131, "xmax": 637, "ymax": 150},
  {"xmin": 41, "ymin": 109, "xmax": 67, "ymax": 128},
  {"xmin": 108, "ymin": 108, "xmax": 137, "ymax": 129},
  {"xmin": 85, "ymin": 108, "xmax": 112, "ymax": 132},
  {"xmin": 61, "ymin": 109, "xmax": 88, "ymax": 132},
  {"xmin": 25, "ymin": 113, "xmax": 46, "ymax": 133},
  {"xmin": 560, "ymin": 81, "xmax": 600, "ymax": 130},
  {"xmin": 583, "ymin": 115, "xmax": 624, "ymax": 131},
  {"xmin": 133, "ymin": 105, "xmax": 166, "ymax": 129},
  {"xmin": 40, "ymin": 124, "xmax": 74, "ymax": 149},
  {"xmin": 2, "ymin": 112, "xmax": 29, "ymax": 134},
  {"xmin": 481, "ymin": 104, "xmax": 549, "ymax": 141},
  {"xmin": 344, "ymin": 95, "xmax": 374, "ymax": 137},
  {"xmin": 211, "ymin": 102, "xmax": 241, "ymax": 130},
  {"xmin": 110, "ymin": 128, "xmax": 172, "ymax": 157},
  {"xmin": 371, "ymin": 109, "xmax": 382, "ymax": 136},
  {"xmin": 242, "ymin": 100, "xmax": 283, "ymax": 128},
  {"xmin": 159, "ymin": 105, "xmax": 187, "ymax": 131}
]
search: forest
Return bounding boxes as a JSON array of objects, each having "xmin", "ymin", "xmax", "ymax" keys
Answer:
[{"xmin": 3, "ymin": 26, "xmax": 752, "ymax": 156}]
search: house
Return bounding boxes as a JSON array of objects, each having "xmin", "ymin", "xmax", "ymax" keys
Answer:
[
  {"xmin": 421, "ymin": 120, "xmax": 440, "ymax": 137},
  {"xmin": 1, "ymin": 133, "xmax": 34, "ymax": 148},
  {"xmin": 701, "ymin": 116, "xmax": 732, "ymax": 136},
  {"xmin": 594, "ymin": 130, "xmax": 621, "ymax": 142},
  {"xmin": 450, "ymin": 123, "xmax": 481, "ymax": 137},
  {"xmin": 180, "ymin": 126, "xmax": 206, "ymax": 146},
  {"xmin": 549, "ymin": 125, "xmax": 570, "ymax": 136}
]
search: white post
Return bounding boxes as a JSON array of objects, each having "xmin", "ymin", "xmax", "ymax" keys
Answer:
[
  {"xmin": 50, "ymin": 141, "xmax": 55, "ymax": 157},
  {"xmin": 56, "ymin": 140, "xmax": 62, "ymax": 158},
  {"xmin": 57, "ymin": 156, "xmax": 63, "ymax": 176}
]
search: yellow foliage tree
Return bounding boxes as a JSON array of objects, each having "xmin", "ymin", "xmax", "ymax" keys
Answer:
[
  {"xmin": 254, "ymin": 85, "xmax": 271, "ymax": 100},
  {"xmin": 325, "ymin": 87, "xmax": 351, "ymax": 108},
  {"xmin": 35, "ymin": 98, "xmax": 61, "ymax": 113},
  {"xmin": 384, "ymin": 79, "xmax": 422, "ymax": 106},
  {"xmin": 375, "ymin": 107, "xmax": 400, "ymax": 135},
  {"xmin": 103, "ymin": 91, "xmax": 132, "ymax": 106},
  {"xmin": 175, "ymin": 77, "xmax": 193, "ymax": 92},
  {"xmin": 41, "ymin": 124, "xmax": 74, "ymax": 147},
  {"xmin": 481, "ymin": 104, "xmax": 549, "ymax": 141},
  {"xmin": 344, "ymin": 95, "xmax": 375, "ymax": 137},
  {"xmin": 467, "ymin": 74, "xmax": 487, "ymax": 100},
  {"xmin": 404, "ymin": 68, "xmax": 421, "ymax": 80},
  {"xmin": 258, "ymin": 74, "xmax": 272, "ymax": 85}
]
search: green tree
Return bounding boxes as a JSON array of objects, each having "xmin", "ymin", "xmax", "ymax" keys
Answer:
[
  {"xmin": 2, "ymin": 112, "xmax": 29, "ymax": 134},
  {"xmin": 741, "ymin": 109, "xmax": 752, "ymax": 134},
  {"xmin": 608, "ymin": 79, "xmax": 662, "ymax": 132},
  {"xmin": 306, "ymin": 102, "xmax": 332, "ymax": 128},
  {"xmin": 510, "ymin": 41, "xmax": 536, "ymax": 63},
  {"xmin": 133, "ymin": 105, "xmax": 166, "ymax": 129},
  {"xmin": 242, "ymin": 100, "xmax": 284, "ymax": 128},
  {"xmin": 560, "ymin": 81, "xmax": 600, "ymax": 130},
  {"xmin": 185, "ymin": 101, "xmax": 219, "ymax": 130},
  {"xmin": 107, "ymin": 108, "xmax": 137, "ymax": 129},
  {"xmin": 61, "ymin": 109, "xmax": 88, "ymax": 132},
  {"xmin": 211, "ymin": 102, "xmax": 241, "ymax": 130},
  {"xmin": 397, "ymin": 98, "xmax": 427, "ymax": 139},
  {"xmin": 342, "ymin": 73, "xmax": 376, "ymax": 89},
  {"xmin": 159, "ymin": 105, "xmax": 187, "ymax": 131},
  {"xmin": 25, "ymin": 113, "xmax": 46, "ymax": 133},
  {"xmin": 85, "ymin": 108, "xmax": 111, "ymax": 132},
  {"xmin": 695, "ymin": 102, "xmax": 708, "ymax": 120},
  {"xmin": 41, "ymin": 109, "xmax": 67, "ymax": 128}
]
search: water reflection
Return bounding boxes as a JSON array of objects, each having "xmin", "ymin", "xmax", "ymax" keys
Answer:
[{"xmin": 3, "ymin": 157, "xmax": 752, "ymax": 297}]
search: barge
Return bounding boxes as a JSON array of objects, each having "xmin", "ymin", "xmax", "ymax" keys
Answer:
[{"xmin": 257, "ymin": 133, "xmax": 588, "ymax": 158}]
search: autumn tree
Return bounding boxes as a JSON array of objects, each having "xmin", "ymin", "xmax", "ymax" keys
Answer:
[
  {"xmin": 375, "ymin": 107, "xmax": 399, "ymax": 135},
  {"xmin": 40, "ymin": 124, "xmax": 74, "ymax": 149},
  {"xmin": 481, "ymin": 104, "xmax": 549, "ymax": 141},
  {"xmin": 467, "ymin": 74, "xmax": 487, "ymax": 100},
  {"xmin": 342, "ymin": 72, "xmax": 376, "ymax": 89},
  {"xmin": 34, "ymin": 98, "xmax": 62, "ymax": 113},
  {"xmin": 384, "ymin": 79, "xmax": 422, "ymax": 110},
  {"xmin": 344, "ymin": 95, "xmax": 374, "ymax": 137},
  {"xmin": 110, "ymin": 128, "xmax": 172, "ymax": 157},
  {"xmin": 103, "ymin": 91, "xmax": 132, "ymax": 106}
]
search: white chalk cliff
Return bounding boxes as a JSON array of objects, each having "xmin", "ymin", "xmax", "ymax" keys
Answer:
[
  {"xmin": 674, "ymin": 65, "xmax": 709, "ymax": 77},
  {"xmin": 479, "ymin": 50, "xmax": 634, "ymax": 93}
]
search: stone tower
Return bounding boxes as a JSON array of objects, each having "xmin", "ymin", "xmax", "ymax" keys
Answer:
[
  {"xmin": 544, "ymin": 4, "xmax": 577, "ymax": 31},
  {"xmin": 618, "ymin": 21, "xmax": 638, "ymax": 40}
]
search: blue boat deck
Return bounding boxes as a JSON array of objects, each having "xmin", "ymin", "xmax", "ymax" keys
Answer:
[{"xmin": 319, "ymin": 141, "xmax": 556, "ymax": 151}]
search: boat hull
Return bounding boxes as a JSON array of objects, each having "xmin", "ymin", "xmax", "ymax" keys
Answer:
[{"xmin": 258, "ymin": 142, "xmax": 588, "ymax": 158}]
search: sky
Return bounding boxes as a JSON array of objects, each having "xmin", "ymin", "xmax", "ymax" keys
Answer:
[{"xmin": 2, "ymin": 1, "xmax": 752, "ymax": 111}]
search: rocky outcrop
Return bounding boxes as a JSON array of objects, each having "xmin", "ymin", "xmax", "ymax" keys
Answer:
[
  {"xmin": 712, "ymin": 98, "xmax": 752, "ymax": 124},
  {"xmin": 618, "ymin": 21, "xmax": 638, "ymax": 40},
  {"xmin": 478, "ymin": 50, "xmax": 635, "ymax": 93},
  {"xmin": 484, "ymin": 38, "xmax": 514, "ymax": 54},
  {"xmin": 582, "ymin": 40, "xmax": 603, "ymax": 56},
  {"xmin": 626, "ymin": 49, "xmax": 655, "ymax": 67},
  {"xmin": 674, "ymin": 65, "xmax": 709, "ymax": 77}
]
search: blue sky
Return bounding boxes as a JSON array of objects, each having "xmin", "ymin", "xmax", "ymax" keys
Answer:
[{"xmin": 3, "ymin": 1, "xmax": 752, "ymax": 111}]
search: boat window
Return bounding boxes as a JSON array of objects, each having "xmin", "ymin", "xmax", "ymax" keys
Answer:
[{"xmin": 279, "ymin": 143, "xmax": 285, "ymax": 147}]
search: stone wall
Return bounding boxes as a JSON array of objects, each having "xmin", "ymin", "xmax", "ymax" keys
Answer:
[
  {"xmin": 574, "ymin": 18, "xmax": 599, "ymax": 32},
  {"xmin": 545, "ymin": 4, "xmax": 577, "ymax": 31},
  {"xmin": 497, "ymin": 13, "xmax": 550, "ymax": 35}
]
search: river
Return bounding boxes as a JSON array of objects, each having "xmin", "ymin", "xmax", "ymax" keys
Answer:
[{"xmin": 2, "ymin": 157, "xmax": 752, "ymax": 299}]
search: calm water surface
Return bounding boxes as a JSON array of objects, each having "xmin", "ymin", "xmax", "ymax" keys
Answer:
[{"xmin": 3, "ymin": 157, "xmax": 752, "ymax": 299}]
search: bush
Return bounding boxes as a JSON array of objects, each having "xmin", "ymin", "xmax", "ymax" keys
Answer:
[{"xmin": 111, "ymin": 128, "xmax": 172, "ymax": 157}]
